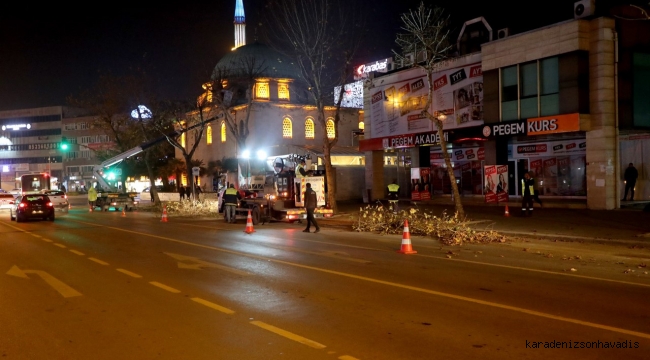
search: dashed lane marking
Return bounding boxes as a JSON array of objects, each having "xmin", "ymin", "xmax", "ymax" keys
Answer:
[
  {"xmin": 149, "ymin": 281, "xmax": 181, "ymax": 293},
  {"xmin": 250, "ymin": 321, "xmax": 327, "ymax": 349},
  {"xmin": 53, "ymin": 243, "xmax": 66, "ymax": 248},
  {"xmin": 88, "ymin": 257, "xmax": 109, "ymax": 266},
  {"xmin": 70, "ymin": 219, "xmax": 650, "ymax": 340},
  {"xmin": 116, "ymin": 269, "xmax": 142, "ymax": 278},
  {"xmin": 69, "ymin": 250, "xmax": 85, "ymax": 256},
  {"xmin": 191, "ymin": 297, "xmax": 235, "ymax": 314}
]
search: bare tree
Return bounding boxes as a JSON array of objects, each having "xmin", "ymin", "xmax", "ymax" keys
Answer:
[
  {"xmin": 266, "ymin": 0, "xmax": 366, "ymax": 213},
  {"xmin": 393, "ymin": 2, "xmax": 465, "ymax": 218}
]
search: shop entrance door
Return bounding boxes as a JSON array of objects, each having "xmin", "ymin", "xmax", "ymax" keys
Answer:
[
  {"xmin": 508, "ymin": 161, "xmax": 516, "ymax": 195},
  {"xmin": 516, "ymin": 159, "xmax": 529, "ymax": 196}
]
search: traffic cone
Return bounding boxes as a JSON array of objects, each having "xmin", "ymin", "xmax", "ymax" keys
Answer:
[
  {"xmin": 397, "ymin": 219, "xmax": 417, "ymax": 254},
  {"xmin": 504, "ymin": 204, "xmax": 510, "ymax": 217},
  {"xmin": 161, "ymin": 205, "xmax": 168, "ymax": 223},
  {"xmin": 243, "ymin": 210, "xmax": 255, "ymax": 234},
  {"xmin": 122, "ymin": 208, "xmax": 126, "ymax": 217}
]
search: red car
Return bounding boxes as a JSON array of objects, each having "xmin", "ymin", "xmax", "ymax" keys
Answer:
[{"xmin": 10, "ymin": 194, "xmax": 55, "ymax": 222}]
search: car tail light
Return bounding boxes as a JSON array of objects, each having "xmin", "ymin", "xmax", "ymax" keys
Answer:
[
  {"xmin": 18, "ymin": 203, "xmax": 26, "ymax": 208},
  {"xmin": 46, "ymin": 202, "xmax": 53, "ymax": 207},
  {"xmin": 64, "ymin": 195, "xmax": 68, "ymax": 199}
]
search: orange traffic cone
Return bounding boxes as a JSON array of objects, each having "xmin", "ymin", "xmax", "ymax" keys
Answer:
[
  {"xmin": 243, "ymin": 210, "xmax": 255, "ymax": 234},
  {"xmin": 504, "ymin": 204, "xmax": 510, "ymax": 217},
  {"xmin": 397, "ymin": 219, "xmax": 417, "ymax": 254},
  {"xmin": 122, "ymin": 208, "xmax": 126, "ymax": 217},
  {"xmin": 161, "ymin": 205, "xmax": 168, "ymax": 223}
]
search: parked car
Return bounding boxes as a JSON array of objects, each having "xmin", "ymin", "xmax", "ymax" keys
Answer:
[
  {"xmin": 9, "ymin": 188, "xmax": 22, "ymax": 197},
  {"xmin": 40, "ymin": 189, "xmax": 69, "ymax": 216},
  {"xmin": 0, "ymin": 193, "xmax": 14, "ymax": 210},
  {"xmin": 10, "ymin": 194, "xmax": 55, "ymax": 222}
]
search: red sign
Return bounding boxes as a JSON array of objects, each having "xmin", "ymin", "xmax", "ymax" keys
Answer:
[
  {"xmin": 530, "ymin": 159, "xmax": 543, "ymax": 169},
  {"xmin": 469, "ymin": 65, "xmax": 482, "ymax": 78},
  {"xmin": 433, "ymin": 75, "xmax": 448, "ymax": 91},
  {"xmin": 544, "ymin": 158, "xmax": 557, "ymax": 167}
]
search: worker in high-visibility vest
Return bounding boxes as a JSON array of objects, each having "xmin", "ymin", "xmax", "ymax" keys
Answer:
[
  {"xmin": 294, "ymin": 159, "xmax": 307, "ymax": 203},
  {"xmin": 223, "ymin": 184, "xmax": 241, "ymax": 223},
  {"xmin": 387, "ymin": 179, "xmax": 400, "ymax": 212},
  {"xmin": 521, "ymin": 172, "xmax": 535, "ymax": 217}
]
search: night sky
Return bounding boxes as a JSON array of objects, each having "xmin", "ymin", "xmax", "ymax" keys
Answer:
[{"xmin": 0, "ymin": 0, "xmax": 578, "ymax": 112}]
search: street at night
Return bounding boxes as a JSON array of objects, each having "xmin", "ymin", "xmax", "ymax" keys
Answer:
[{"xmin": 2, "ymin": 199, "xmax": 649, "ymax": 360}]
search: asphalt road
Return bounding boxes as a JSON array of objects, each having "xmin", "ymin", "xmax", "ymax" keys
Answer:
[{"xmin": 1, "ymin": 204, "xmax": 649, "ymax": 360}]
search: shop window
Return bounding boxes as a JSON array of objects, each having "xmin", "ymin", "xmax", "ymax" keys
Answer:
[
  {"xmin": 520, "ymin": 62, "xmax": 538, "ymax": 119},
  {"xmin": 255, "ymin": 82, "xmax": 270, "ymax": 100},
  {"xmin": 282, "ymin": 118, "xmax": 292, "ymax": 139},
  {"xmin": 206, "ymin": 125, "xmax": 212, "ymax": 145},
  {"xmin": 305, "ymin": 118, "xmax": 315, "ymax": 139},
  {"xmin": 326, "ymin": 118, "xmax": 336, "ymax": 139},
  {"xmin": 633, "ymin": 53, "xmax": 650, "ymax": 127},
  {"xmin": 221, "ymin": 121, "xmax": 226, "ymax": 143},
  {"xmin": 278, "ymin": 83, "xmax": 290, "ymax": 101},
  {"xmin": 501, "ymin": 66, "xmax": 518, "ymax": 121},
  {"xmin": 540, "ymin": 57, "xmax": 560, "ymax": 116}
]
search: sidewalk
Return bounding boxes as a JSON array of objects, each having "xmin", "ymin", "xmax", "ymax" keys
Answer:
[{"xmin": 322, "ymin": 198, "xmax": 650, "ymax": 247}]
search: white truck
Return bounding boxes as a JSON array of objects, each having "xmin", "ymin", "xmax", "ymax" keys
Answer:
[{"xmin": 217, "ymin": 155, "xmax": 333, "ymax": 225}]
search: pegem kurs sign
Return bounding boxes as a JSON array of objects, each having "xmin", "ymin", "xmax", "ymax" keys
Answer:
[{"xmin": 482, "ymin": 113, "xmax": 581, "ymax": 138}]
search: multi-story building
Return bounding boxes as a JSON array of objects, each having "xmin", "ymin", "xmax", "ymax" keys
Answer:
[
  {"xmin": 362, "ymin": 1, "xmax": 650, "ymax": 209},
  {"xmin": 0, "ymin": 106, "xmax": 115, "ymax": 193}
]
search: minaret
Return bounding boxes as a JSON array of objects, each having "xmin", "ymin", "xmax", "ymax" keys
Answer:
[{"xmin": 233, "ymin": 0, "xmax": 246, "ymax": 50}]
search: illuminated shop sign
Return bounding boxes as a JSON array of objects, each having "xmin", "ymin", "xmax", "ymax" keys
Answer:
[
  {"xmin": 1, "ymin": 124, "xmax": 31, "ymax": 131},
  {"xmin": 354, "ymin": 58, "xmax": 391, "ymax": 80},
  {"xmin": 482, "ymin": 113, "xmax": 581, "ymax": 138}
]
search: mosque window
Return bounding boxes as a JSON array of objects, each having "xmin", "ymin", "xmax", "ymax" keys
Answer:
[{"xmin": 282, "ymin": 118, "xmax": 292, "ymax": 139}]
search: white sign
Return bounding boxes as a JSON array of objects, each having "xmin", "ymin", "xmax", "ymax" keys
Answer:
[
  {"xmin": 369, "ymin": 63, "xmax": 484, "ymax": 138},
  {"xmin": 354, "ymin": 58, "xmax": 391, "ymax": 80},
  {"xmin": 1, "ymin": 124, "xmax": 31, "ymax": 131},
  {"xmin": 192, "ymin": 167, "xmax": 200, "ymax": 176}
]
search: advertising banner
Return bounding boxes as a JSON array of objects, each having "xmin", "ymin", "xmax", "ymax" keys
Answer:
[
  {"xmin": 510, "ymin": 139, "xmax": 586, "ymax": 158},
  {"xmin": 370, "ymin": 63, "xmax": 483, "ymax": 138},
  {"xmin": 484, "ymin": 165, "xmax": 509, "ymax": 203}
]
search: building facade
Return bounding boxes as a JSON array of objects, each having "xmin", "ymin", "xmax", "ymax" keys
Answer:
[{"xmin": 362, "ymin": 5, "xmax": 650, "ymax": 209}]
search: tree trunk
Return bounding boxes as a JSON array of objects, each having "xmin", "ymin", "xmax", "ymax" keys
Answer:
[
  {"xmin": 323, "ymin": 140, "xmax": 338, "ymax": 213},
  {"xmin": 143, "ymin": 152, "xmax": 160, "ymax": 205},
  {"xmin": 434, "ymin": 120, "xmax": 464, "ymax": 219}
]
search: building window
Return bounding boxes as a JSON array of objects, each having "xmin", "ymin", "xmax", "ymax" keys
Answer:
[
  {"xmin": 221, "ymin": 122, "xmax": 226, "ymax": 142},
  {"xmin": 305, "ymin": 118, "xmax": 315, "ymax": 139},
  {"xmin": 206, "ymin": 124, "xmax": 213, "ymax": 145},
  {"xmin": 359, "ymin": 121, "xmax": 364, "ymax": 130},
  {"xmin": 278, "ymin": 82, "xmax": 290, "ymax": 101},
  {"xmin": 326, "ymin": 118, "xmax": 336, "ymax": 139},
  {"xmin": 282, "ymin": 118, "xmax": 292, "ymax": 139},
  {"xmin": 255, "ymin": 82, "xmax": 270, "ymax": 100},
  {"xmin": 500, "ymin": 57, "xmax": 559, "ymax": 120},
  {"xmin": 520, "ymin": 61, "xmax": 538, "ymax": 119},
  {"xmin": 501, "ymin": 65, "xmax": 518, "ymax": 121},
  {"xmin": 540, "ymin": 57, "xmax": 559, "ymax": 116},
  {"xmin": 633, "ymin": 53, "xmax": 650, "ymax": 126},
  {"xmin": 181, "ymin": 132, "xmax": 186, "ymax": 148}
]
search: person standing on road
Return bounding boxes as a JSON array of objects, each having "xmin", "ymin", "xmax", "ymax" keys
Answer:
[
  {"xmin": 88, "ymin": 186, "xmax": 98, "ymax": 212},
  {"xmin": 303, "ymin": 183, "xmax": 320, "ymax": 233},
  {"xmin": 224, "ymin": 184, "xmax": 241, "ymax": 223},
  {"xmin": 521, "ymin": 172, "xmax": 535, "ymax": 217},
  {"xmin": 622, "ymin": 163, "xmax": 638, "ymax": 201},
  {"xmin": 387, "ymin": 179, "xmax": 400, "ymax": 212},
  {"xmin": 179, "ymin": 185, "xmax": 185, "ymax": 201}
]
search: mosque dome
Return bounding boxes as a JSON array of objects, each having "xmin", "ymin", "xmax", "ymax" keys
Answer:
[{"xmin": 213, "ymin": 42, "xmax": 301, "ymax": 80}]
